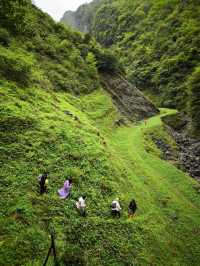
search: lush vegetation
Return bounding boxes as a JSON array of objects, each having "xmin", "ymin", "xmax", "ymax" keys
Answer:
[
  {"xmin": 1, "ymin": 1, "xmax": 200, "ymax": 265},
  {"xmin": 91, "ymin": 0, "xmax": 200, "ymax": 135},
  {"xmin": 61, "ymin": 0, "xmax": 200, "ymax": 136}
]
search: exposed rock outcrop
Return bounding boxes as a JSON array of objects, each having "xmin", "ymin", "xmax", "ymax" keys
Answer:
[
  {"xmin": 101, "ymin": 73, "xmax": 159, "ymax": 122},
  {"xmin": 149, "ymin": 134, "xmax": 177, "ymax": 162},
  {"xmin": 61, "ymin": 11, "xmax": 77, "ymax": 29},
  {"xmin": 170, "ymin": 128, "xmax": 200, "ymax": 181}
]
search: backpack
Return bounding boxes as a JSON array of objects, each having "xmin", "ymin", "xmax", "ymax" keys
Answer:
[
  {"xmin": 38, "ymin": 174, "xmax": 42, "ymax": 182},
  {"xmin": 111, "ymin": 202, "xmax": 117, "ymax": 209}
]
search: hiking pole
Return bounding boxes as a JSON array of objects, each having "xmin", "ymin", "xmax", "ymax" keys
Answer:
[
  {"xmin": 42, "ymin": 237, "xmax": 52, "ymax": 266},
  {"xmin": 43, "ymin": 231, "xmax": 59, "ymax": 266},
  {"xmin": 51, "ymin": 233, "xmax": 59, "ymax": 266}
]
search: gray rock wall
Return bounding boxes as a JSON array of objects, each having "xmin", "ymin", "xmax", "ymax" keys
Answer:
[
  {"xmin": 101, "ymin": 73, "xmax": 159, "ymax": 122},
  {"xmin": 60, "ymin": 0, "xmax": 102, "ymax": 32}
]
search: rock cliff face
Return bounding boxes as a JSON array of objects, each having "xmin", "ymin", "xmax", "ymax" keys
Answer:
[
  {"xmin": 101, "ymin": 73, "xmax": 159, "ymax": 122},
  {"xmin": 60, "ymin": 0, "xmax": 101, "ymax": 32},
  {"xmin": 172, "ymin": 130, "xmax": 200, "ymax": 181},
  {"xmin": 61, "ymin": 11, "xmax": 77, "ymax": 29}
]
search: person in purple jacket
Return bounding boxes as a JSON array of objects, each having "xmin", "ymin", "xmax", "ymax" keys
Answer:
[{"xmin": 58, "ymin": 178, "xmax": 72, "ymax": 199}]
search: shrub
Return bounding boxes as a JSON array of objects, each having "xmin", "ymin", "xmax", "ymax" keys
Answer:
[
  {"xmin": 0, "ymin": 47, "xmax": 34, "ymax": 86},
  {"xmin": 0, "ymin": 28, "xmax": 11, "ymax": 46},
  {"xmin": 85, "ymin": 52, "xmax": 98, "ymax": 78}
]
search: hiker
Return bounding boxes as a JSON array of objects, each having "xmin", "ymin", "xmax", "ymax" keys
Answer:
[
  {"xmin": 76, "ymin": 196, "xmax": 86, "ymax": 216},
  {"xmin": 58, "ymin": 179, "xmax": 72, "ymax": 199},
  {"xmin": 128, "ymin": 199, "xmax": 137, "ymax": 218},
  {"xmin": 111, "ymin": 198, "xmax": 121, "ymax": 218},
  {"xmin": 38, "ymin": 172, "xmax": 48, "ymax": 194}
]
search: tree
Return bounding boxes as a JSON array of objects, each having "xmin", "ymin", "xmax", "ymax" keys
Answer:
[{"xmin": 85, "ymin": 52, "xmax": 98, "ymax": 77}]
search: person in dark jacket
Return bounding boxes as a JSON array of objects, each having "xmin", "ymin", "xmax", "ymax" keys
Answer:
[
  {"xmin": 38, "ymin": 172, "xmax": 48, "ymax": 194},
  {"xmin": 128, "ymin": 199, "xmax": 137, "ymax": 218}
]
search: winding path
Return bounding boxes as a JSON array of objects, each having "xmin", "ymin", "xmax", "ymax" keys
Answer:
[{"xmin": 107, "ymin": 108, "xmax": 200, "ymax": 265}]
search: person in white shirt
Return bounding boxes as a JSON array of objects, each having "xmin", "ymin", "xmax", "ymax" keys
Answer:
[
  {"xmin": 111, "ymin": 198, "xmax": 121, "ymax": 218},
  {"xmin": 76, "ymin": 196, "xmax": 86, "ymax": 216}
]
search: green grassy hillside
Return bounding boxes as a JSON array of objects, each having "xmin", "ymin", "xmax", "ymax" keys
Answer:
[
  {"xmin": 1, "ymin": 80, "xmax": 200, "ymax": 265},
  {"xmin": 1, "ymin": 1, "xmax": 200, "ymax": 265}
]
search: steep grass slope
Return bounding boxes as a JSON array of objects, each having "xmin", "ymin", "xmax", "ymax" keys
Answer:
[
  {"xmin": 1, "ymin": 79, "xmax": 200, "ymax": 265},
  {"xmin": 0, "ymin": 80, "xmax": 126, "ymax": 265}
]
